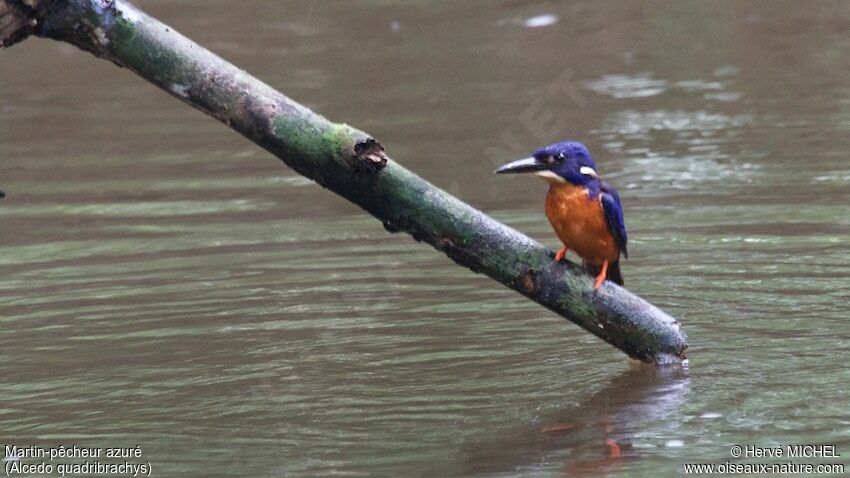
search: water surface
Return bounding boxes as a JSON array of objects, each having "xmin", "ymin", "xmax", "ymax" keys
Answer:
[{"xmin": 1, "ymin": 1, "xmax": 849, "ymax": 476}]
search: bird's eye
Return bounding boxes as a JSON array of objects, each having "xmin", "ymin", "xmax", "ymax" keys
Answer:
[{"xmin": 556, "ymin": 153, "xmax": 566, "ymax": 162}]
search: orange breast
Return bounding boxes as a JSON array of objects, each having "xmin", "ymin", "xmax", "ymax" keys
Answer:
[{"xmin": 544, "ymin": 183, "xmax": 620, "ymax": 264}]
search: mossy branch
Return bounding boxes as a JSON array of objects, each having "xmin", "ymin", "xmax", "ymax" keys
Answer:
[{"xmin": 1, "ymin": 0, "xmax": 688, "ymax": 364}]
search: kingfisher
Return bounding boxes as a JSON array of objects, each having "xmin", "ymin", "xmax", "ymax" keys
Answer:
[{"xmin": 495, "ymin": 141, "xmax": 628, "ymax": 290}]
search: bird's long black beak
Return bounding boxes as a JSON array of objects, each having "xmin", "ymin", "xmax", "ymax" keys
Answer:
[{"xmin": 493, "ymin": 156, "xmax": 547, "ymax": 175}]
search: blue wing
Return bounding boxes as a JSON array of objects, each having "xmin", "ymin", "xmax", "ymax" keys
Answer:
[{"xmin": 600, "ymin": 182, "xmax": 628, "ymax": 259}]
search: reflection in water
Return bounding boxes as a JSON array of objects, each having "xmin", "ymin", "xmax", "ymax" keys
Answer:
[
  {"xmin": 462, "ymin": 366, "xmax": 690, "ymax": 475},
  {"xmin": 585, "ymin": 74, "xmax": 668, "ymax": 99}
]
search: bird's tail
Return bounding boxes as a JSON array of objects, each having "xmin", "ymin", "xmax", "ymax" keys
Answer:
[{"xmin": 583, "ymin": 260, "xmax": 624, "ymax": 286}]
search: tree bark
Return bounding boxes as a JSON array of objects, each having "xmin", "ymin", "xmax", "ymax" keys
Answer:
[
  {"xmin": 0, "ymin": 0, "xmax": 39, "ymax": 47},
  {"xmin": 1, "ymin": 0, "xmax": 688, "ymax": 364}
]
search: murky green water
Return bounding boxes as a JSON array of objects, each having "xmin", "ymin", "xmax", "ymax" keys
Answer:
[{"xmin": 2, "ymin": 1, "xmax": 849, "ymax": 476}]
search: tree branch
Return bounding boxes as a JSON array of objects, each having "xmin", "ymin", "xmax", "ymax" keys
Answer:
[
  {"xmin": 0, "ymin": 0, "xmax": 41, "ymax": 47},
  {"xmin": 2, "ymin": 0, "xmax": 688, "ymax": 364}
]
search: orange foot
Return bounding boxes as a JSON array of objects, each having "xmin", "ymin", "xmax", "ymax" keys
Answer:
[
  {"xmin": 593, "ymin": 260, "xmax": 609, "ymax": 290},
  {"xmin": 554, "ymin": 247, "xmax": 569, "ymax": 262}
]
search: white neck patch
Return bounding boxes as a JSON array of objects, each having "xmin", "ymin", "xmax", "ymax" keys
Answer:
[{"xmin": 579, "ymin": 166, "xmax": 597, "ymax": 177}]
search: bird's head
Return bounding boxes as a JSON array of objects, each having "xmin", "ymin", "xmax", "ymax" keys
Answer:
[{"xmin": 494, "ymin": 141, "xmax": 599, "ymax": 186}]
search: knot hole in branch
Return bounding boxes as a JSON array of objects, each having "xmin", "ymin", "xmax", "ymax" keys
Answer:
[{"xmin": 353, "ymin": 137, "xmax": 388, "ymax": 172}]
